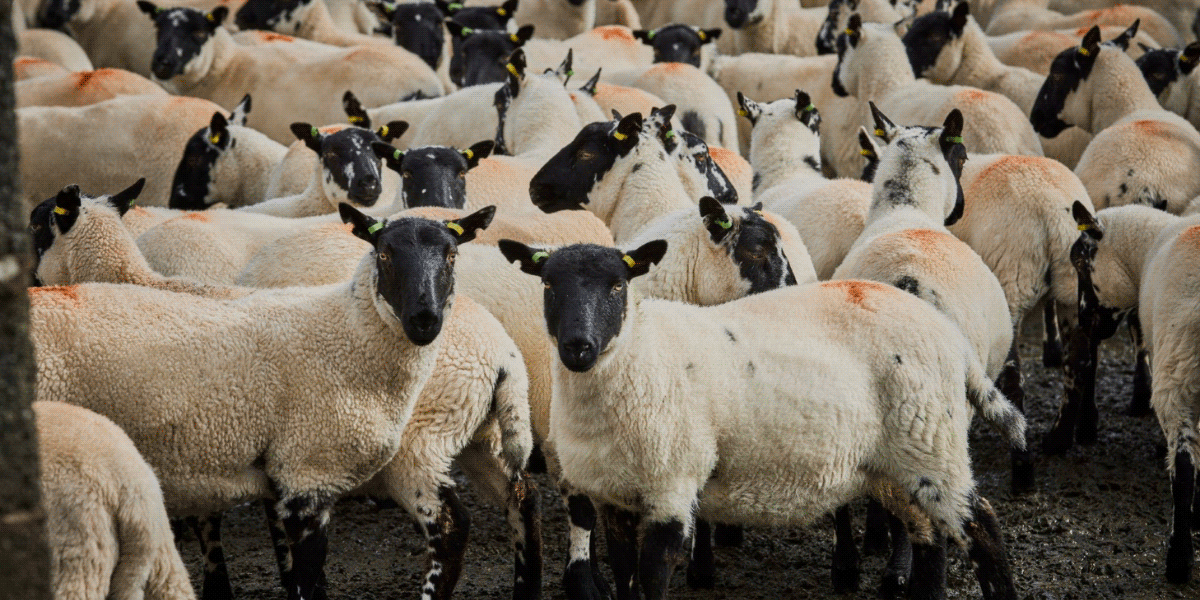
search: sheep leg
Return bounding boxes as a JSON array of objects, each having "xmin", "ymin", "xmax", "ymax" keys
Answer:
[
  {"xmin": 188, "ymin": 514, "xmax": 234, "ymax": 600},
  {"xmin": 878, "ymin": 511, "xmax": 912, "ymax": 599},
  {"xmin": 277, "ymin": 495, "xmax": 333, "ymax": 600},
  {"xmin": 602, "ymin": 504, "xmax": 642, "ymax": 600},
  {"xmin": 1042, "ymin": 297, "xmax": 1063, "ymax": 368},
  {"xmin": 1043, "ymin": 310, "xmax": 1089, "ymax": 455},
  {"xmin": 1166, "ymin": 444, "xmax": 1196, "ymax": 584},
  {"xmin": 685, "ymin": 519, "xmax": 715, "ymax": 589},
  {"xmin": 508, "ymin": 474, "xmax": 543, "ymax": 600},
  {"xmin": 1125, "ymin": 310, "xmax": 1152, "ymax": 417},
  {"xmin": 831, "ymin": 505, "xmax": 861, "ymax": 593},
  {"xmin": 906, "ymin": 531, "xmax": 946, "ymax": 600},
  {"xmin": 638, "ymin": 518, "xmax": 687, "ymax": 600},
  {"xmin": 963, "ymin": 496, "xmax": 1018, "ymax": 600},
  {"xmin": 998, "ymin": 340, "xmax": 1034, "ymax": 495},
  {"xmin": 563, "ymin": 493, "xmax": 609, "ymax": 600},
  {"xmin": 263, "ymin": 500, "xmax": 295, "ymax": 593},
  {"xmin": 414, "ymin": 486, "xmax": 471, "ymax": 600},
  {"xmin": 712, "ymin": 523, "xmax": 744, "ymax": 547},
  {"xmin": 863, "ymin": 498, "xmax": 891, "ymax": 555}
]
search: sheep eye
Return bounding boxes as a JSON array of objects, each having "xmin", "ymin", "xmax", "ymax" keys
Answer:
[
  {"xmin": 193, "ymin": 30, "xmax": 207, "ymax": 41},
  {"xmin": 458, "ymin": 170, "xmax": 467, "ymax": 179},
  {"xmin": 543, "ymin": 282, "xmax": 552, "ymax": 290},
  {"xmin": 577, "ymin": 149, "xmax": 597, "ymax": 162},
  {"xmin": 403, "ymin": 171, "xmax": 413, "ymax": 179},
  {"xmin": 447, "ymin": 251, "xmax": 456, "ymax": 266},
  {"xmin": 611, "ymin": 282, "xmax": 624, "ymax": 294},
  {"xmin": 378, "ymin": 252, "xmax": 391, "ymax": 262}
]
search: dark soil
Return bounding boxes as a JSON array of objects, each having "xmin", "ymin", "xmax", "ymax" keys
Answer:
[{"xmin": 184, "ymin": 321, "xmax": 1200, "ymax": 600}]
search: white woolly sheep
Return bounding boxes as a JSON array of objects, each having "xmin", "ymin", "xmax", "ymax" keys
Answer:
[
  {"xmin": 497, "ymin": 238, "xmax": 1025, "ymax": 600},
  {"xmin": 17, "ymin": 27, "xmax": 94, "ymax": 71},
  {"xmin": 603, "ymin": 61, "xmax": 739, "ymax": 149},
  {"xmin": 979, "ymin": 24, "xmax": 1159, "ymax": 76},
  {"xmin": 1030, "ymin": 26, "xmax": 1200, "ymax": 215},
  {"xmin": 722, "ymin": 0, "xmax": 828, "ymax": 56},
  {"xmin": 986, "ymin": 0, "xmax": 1181, "ymax": 48},
  {"xmin": 1046, "ymin": 0, "xmax": 1194, "ymax": 46},
  {"xmin": 36, "ymin": 401, "xmax": 197, "ymax": 600},
  {"xmin": 15, "ymin": 67, "xmax": 164, "ymax": 109}
]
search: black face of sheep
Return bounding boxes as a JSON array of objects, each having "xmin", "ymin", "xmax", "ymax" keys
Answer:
[
  {"xmin": 341, "ymin": 205, "xmax": 495, "ymax": 345},
  {"xmin": 139, "ymin": 3, "xmax": 227, "ymax": 80},
  {"xmin": 498, "ymin": 241, "xmax": 669, "ymax": 371},
  {"xmin": 680, "ymin": 131, "xmax": 739, "ymax": 205},
  {"xmin": 291, "ymin": 124, "xmax": 394, "ymax": 207},
  {"xmin": 374, "ymin": 140, "xmax": 493, "ymax": 209},
  {"xmin": 1137, "ymin": 43, "xmax": 1200, "ymax": 96},
  {"xmin": 633, "ymin": 25, "xmax": 720, "ymax": 67},
  {"xmin": 170, "ymin": 112, "xmax": 234, "ymax": 210},
  {"xmin": 831, "ymin": 15, "xmax": 861, "ymax": 97},
  {"xmin": 368, "ymin": 1, "xmax": 447, "ymax": 70},
  {"xmin": 529, "ymin": 113, "xmax": 642, "ymax": 213},
  {"xmin": 448, "ymin": 23, "xmax": 533, "ymax": 87},
  {"xmin": 38, "ymin": 0, "xmax": 81, "ymax": 29},
  {"xmin": 901, "ymin": 3, "xmax": 968, "ymax": 78},
  {"xmin": 234, "ymin": 0, "xmax": 306, "ymax": 32},
  {"xmin": 1031, "ymin": 26, "xmax": 1100, "ymax": 138},
  {"xmin": 699, "ymin": 197, "xmax": 797, "ymax": 294},
  {"xmin": 724, "ymin": 0, "xmax": 761, "ymax": 29}
]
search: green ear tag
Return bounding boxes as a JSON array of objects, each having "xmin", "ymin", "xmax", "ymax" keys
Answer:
[
  {"xmin": 392, "ymin": 149, "xmax": 402, "ymax": 160},
  {"xmin": 804, "ymin": 104, "xmax": 816, "ymax": 112},
  {"xmin": 715, "ymin": 217, "xmax": 732, "ymax": 229},
  {"xmin": 664, "ymin": 129, "xmax": 675, "ymax": 139},
  {"xmin": 448, "ymin": 2, "xmax": 463, "ymax": 10},
  {"xmin": 367, "ymin": 221, "xmax": 385, "ymax": 234},
  {"xmin": 310, "ymin": 126, "xmax": 319, "ymax": 138},
  {"xmin": 946, "ymin": 136, "xmax": 963, "ymax": 144},
  {"xmin": 647, "ymin": 29, "xmax": 656, "ymax": 39},
  {"xmin": 566, "ymin": 70, "xmax": 574, "ymax": 78},
  {"xmin": 531, "ymin": 251, "xmax": 549, "ymax": 263}
]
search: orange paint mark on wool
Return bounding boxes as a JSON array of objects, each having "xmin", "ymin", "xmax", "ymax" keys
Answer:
[
  {"xmin": 901, "ymin": 228, "xmax": 954, "ymax": 252},
  {"xmin": 708, "ymin": 146, "xmax": 749, "ymax": 177},
  {"xmin": 1180, "ymin": 225, "xmax": 1200, "ymax": 248},
  {"xmin": 73, "ymin": 71, "xmax": 96, "ymax": 90},
  {"xmin": 594, "ymin": 26, "xmax": 633, "ymax": 41},
  {"xmin": 1132, "ymin": 120, "xmax": 1168, "ymax": 136},
  {"xmin": 975, "ymin": 154, "xmax": 1058, "ymax": 183},
  {"xmin": 30, "ymin": 285, "xmax": 81, "ymax": 306},
  {"xmin": 182, "ymin": 212, "xmax": 211, "ymax": 223},
  {"xmin": 259, "ymin": 32, "xmax": 295, "ymax": 42},
  {"xmin": 821, "ymin": 279, "xmax": 890, "ymax": 307}
]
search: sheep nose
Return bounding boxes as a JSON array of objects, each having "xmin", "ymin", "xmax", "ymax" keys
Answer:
[
  {"xmin": 560, "ymin": 339, "xmax": 597, "ymax": 370},
  {"xmin": 405, "ymin": 310, "xmax": 443, "ymax": 345}
]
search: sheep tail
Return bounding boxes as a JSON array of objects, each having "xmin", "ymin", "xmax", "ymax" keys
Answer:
[
  {"xmin": 493, "ymin": 364, "xmax": 534, "ymax": 476},
  {"xmin": 967, "ymin": 355, "xmax": 1027, "ymax": 451}
]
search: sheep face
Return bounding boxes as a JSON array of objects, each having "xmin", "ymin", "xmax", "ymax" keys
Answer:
[
  {"xmin": 369, "ymin": 1, "xmax": 448, "ymax": 71},
  {"xmin": 529, "ymin": 114, "xmax": 643, "ymax": 213},
  {"xmin": 37, "ymin": 0, "xmax": 83, "ymax": 29},
  {"xmin": 170, "ymin": 112, "xmax": 235, "ymax": 210},
  {"xmin": 498, "ymin": 241, "xmax": 668, "ymax": 372},
  {"xmin": 292, "ymin": 124, "xmax": 386, "ymax": 207},
  {"xmin": 816, "ymin": 0, "xmax": 852, "ymax": 56},
  {"xmin": 342, "ymin": 205, "xmax": 496, "ymax": 345},
  {"xmin": 29, "ymin": 181, "xmax": 144, "ymax": 286},
  {"xmin": 139, "ymin": 3, "xmax": 227, "ymax": 83},
  {"xmin": 724, "ymin": 0, "xmax": 763, "ymax": 29},
  {"xmin": 694, "ymin": 198, "xmax": 797, "ymax": 299},
  {"xmin": 901, "ymin": 3, "xmax": 969, "ymax": 82},
  {"xmin": 1030, "ymin": 26, "xmax": 1101, "ymax": 138},
  {"xmin": 375, "ymin": 141, "xmax": 493, "ymax": 209},
  {"xmin": 831, "ymin": 15, "xmax": 864, "ymax": 98},
  {"xmin": 1136, "ymin": 43, "xmax": 1200, "ymax": 113},
  {"xmin": 633, "ymin": 25, "xmax": 720, "ymax": 68},
  {"xmin": 447, "ymin": 24, "xmax": 533, "ymax": 88},
  {"xmin": 234, "ymin": 0, "xmax": 311, "ymax": 33},
  {"xmin": 675, "ymin": 131, "xmax": 739, "ymax": 205},
  {"xmin": 869, "ymin": 104, "xmax": 966, "ymax": 226}
]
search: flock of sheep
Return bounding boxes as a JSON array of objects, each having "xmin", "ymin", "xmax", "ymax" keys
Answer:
[{"xmin": 13, "ymin": 0, "xmax": 1200, "ymax": 598}]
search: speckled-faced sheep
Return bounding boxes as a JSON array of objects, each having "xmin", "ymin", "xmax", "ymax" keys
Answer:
[
  {"xmin": 16, "ymin": 67, "xmax": 165, "ymax": 108},
  {"xmin": 830, "ymin": 17, "xmax": 1043, "ymax": 177},
  {"xmin": 35, "ymin": 400, "xmax": 197, "ymax": 600},
  {"xmin": 498, "ymin": 238, "xmax": 1024, "ymax": 600},
  {"xmin": 30, "ymin": 210, "xmax": 488, "ymax": 600},
  {"xmin": 1069, "ymin": 202, "xmax": 1200, "ymax": 584},
  {"xmin": 1031, "ymin": 26, "xmax": 1200, "ymax": 215},
  {"xmin": 816, "ymin": 0, "xmax": 917, "ymax": 55}
]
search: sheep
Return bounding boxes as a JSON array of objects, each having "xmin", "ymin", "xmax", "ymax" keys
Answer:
[
  {"xmin": 373, "ymin": 139, "xmax": 495, "ymax": 209},
  {"xmin": 603, "ymin": 61, "xmax": 739, "ymax": 148},
  {"xmin": 901, "ymin": 2, "xmax": 1097, "ymax": 168},
  {"xmin": 1030, "ymin": 26, "xmax": 1200, "ymax": 215},
  {"xmin": 17, "ymin": 93, "xmax": 223, "ymax": 212},
  {"xmin": 1046, "ymin": 0, "xmax": 1196, "ymax": 47},
  {"xmin": 815, "ymin": 0, "xmax": 916, "ymax": 55},
  {"xmin": 830, "ymin": 16, "xmax": 1044, "ymax": 176},
  {"xmin": 323, "ymin": 0, "xmax": 381, "ymax": 34},
  {"xmin": 1069, "ymin": 202, "xmax": 1200, "ymax": 584},
  {"xmin": 986, "ymin": 0, "xmax": 1182, "ymax": 48},
  {"xmin": 35, "ymin": 401, "xmax": 197, "ymax": 600},
  {"xmin": 29, "ymin": 207, "xmax": 489, "ymax": 600},
  {"xmin": 723, "ymin": 0, "xmax": 829, "ymax": 56},
  {"xmin": 1136, "ymin": 41, "xmax": 1200, "ymax": 131},
  {"xmin": 233, "ymin": 0, "xmax": 393, "ymax": 47},
  {"xmin": 632, "ymin": 23, "xmax": 723, "ymax": 70},
  {"xmin": 977, "ymin": 24, "xmax": 1159, "ymax": 76},
  {"xmin": 497, "ymin": 238, "xmax": 1024, "ymax": 600},
  {"xmin": 136, "ymin": 2, "xmax": 443, "ymax": 144},
  {"xmin": 449, "ymin": 23, "xmax": 652, "ymax": 88},
  {"xmin": 367, "ymin": 82, "xmax": 507, "ymax": 149},
  {"xmin": 17, "ymin": 27, "xmax": 94, "ymax": 71},
  {"xmin": 16, "ymin": 67, "xmax": 165, "ymax": 108}
]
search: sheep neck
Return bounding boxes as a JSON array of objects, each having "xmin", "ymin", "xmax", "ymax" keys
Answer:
[
  {"xmin": 506, "ymin": 79, "xmax": 582, "ymax": 155},
  {"xmin": 949, "ymin": 21, "xmax": 1031, "ymax": 109},
  {"xmin": 749, "ymin": 121, "xmax": 823, "ymax": 192},
  {"xmin": 1086, "ymin": 49, "xmax": 1163, "ymax": 132},
  {"xmin": 738, "ymin": 0, "xmax": 793, "ymax": 53},
  {"xmin": 73, "ymin": 213, "xmax": 161, "ymax": 287},
  {"xmin": 1108, "ymin": 209, "xmax": 1180, "ymax": 294},
  {"xmin": 293, "ymin": 0, "xmax": 365, "ymax": 47},
  {"xmin": 592, "ymin": 141, "xmax": 692, "ymax": 243},
  {"xmin": 167, "ymin": 28, "xmax": 245, "ymax": 98},
  {"xmin": 232, "ymin": 128, "xmax": 290, "ymax": 205},
  {"xmin": 854, "ymin": 34, "xmax": 916, "ymax": 101}
]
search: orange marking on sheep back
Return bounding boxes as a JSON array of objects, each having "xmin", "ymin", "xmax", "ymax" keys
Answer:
[
  {"xmin": 594, "ymin": 26, "xmax": 633, "ymax": 41},
  {"xmin": 259, "ymin": 32, "xmax": 295, "ymax": 42},
  {"xmin": 1132, "ymin": 119, "xmax": 1168, "ymax": 136},
  {"xmin": 319, "ymin": 124, "xmax": 345, "ymax": 134},
  {"xmin": 1181, "ymin": 225, "xmax": 1200, "ymax": 247},
  {"xmin": 131, "ymin": 206, "xmax": 151, "ymax": 217},
  {"xmin": 30, "ymin": 285, "xmax": 81, "ymax": 305},
  {"xmin": 974, "ymin": 154, "xmax": 1059, "ymax": 184},
  {"xmin": 182, "ymin": 212, "xmax": 211, "ymax": 222},
  {"xmin": 73, "ymin": 70, "xmax": 96, "ymax": 89},
  {"xmin": 708, "ymin": 146, "xmax": 749, "ymax": 176},
  {"xmin": 821, "ymin": 279, "xmax": 890, "ymax": 307},
  {"xmin": 901, "ymin": 228, "xmax": 955, "ymax": 252}
]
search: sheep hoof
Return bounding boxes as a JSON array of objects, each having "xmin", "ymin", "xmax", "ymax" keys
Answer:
[
  {"xmin": 1010, "ymin": 451, "xmax": 1035, "ymax": 495},
  {"xmin": 713, "ymin": 523, "xmax": 744, "ymax": 547},
  {"xmin": 1041, "ymin": 340, "xmax": 1063, "ymax": 368},
  {"xmin": 1166, "ymin": 535, "xmax": 1193, "ymax": 584}
]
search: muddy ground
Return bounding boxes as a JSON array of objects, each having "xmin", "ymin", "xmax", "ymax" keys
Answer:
[{"xmin": 182, "ymin": 322, "xmax": 1200, "ymax": 600}]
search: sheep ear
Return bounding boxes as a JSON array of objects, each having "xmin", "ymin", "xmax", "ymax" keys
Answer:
[
  {"xmin": 613, "ymin": 112, "xmax": 642, "ymax": 147},
  {"xmin": 290, "ymin": 122, "xmax": 323, "ymax": 153},
  {"xmin": 445, "ymin": 206, "xmax": 495, "ymax": 244},
  {"xmin": 208, "ymin": 111, "xmax": 230, "ymax": 148},
  {"xmin": 736, "ymin": 91, "xmax": 762, "ymax": 124},
  {"xmin": 366, "ymin": 1, "xmax": 396, "ymax": 22},
  {"xmin": 498, "ymin": 0, "xmax": 518, "ymax": 18},
  {"xmin": 940, "ymin": 108, "xmax": 964, "ymax": 154},
  {"xmin": 136, "ymin": 0, "xmax": 159, "ymax": 17},
  {"xmin": 846, "ymin": 14, "xmax": 862, "ymax": 47},
  {"xmin": 514, "ymin": 24, "xmax": 535, "ymax": 44},
  {"xmin": 377, "ymin": 120, "xmax": 408, "ymax": 142},
  {"xmin": 53, "ymin": 185, "xmax": 82, "ymax": 233},
  {"xmin": 554, "ymin": 49, "xmax": 574, "ymax": 84},
  {"xmin": 611, "ymin": 109, "xmax": 623, "ymax": 119},
  {"xmin": 1080, "ymin": 26, "xmax": 1101, "ymax": 58},
  {"xmin": 1180, "ymin": 42, "xmax": 1200, "ymax": 74},
  {"xmin": 1072, "ymin": 201, "xmax": 1104, "ymax": 240},
  {"xmin": 949, "ymin": 1, "xmax": 969, "ymax": 35},
  {"xmin": 343, "ymin": 90, "xmax": 370, "ymax": 128},
  {"xmin": 1109, "ymin": 18, "xmax": 1139, "ymax": 50},
  {"xmin": 230, "ymin": 94, "xmax": 252, "ymax": 126},
  {"xmin": 868, "ymin": 101, "xmax": 897, "ymax": 141},
  {"xmin": 794, "ymin": 90, "xmax": 817, "ymax": 127},
  {"xmin": 205, "ymin": 6, "xmax": 228, "ymax": 29},
  {"xmin": 699, "ymin": 196, "xmax": 735, "ymax": 243},
  {"xmin": 463, "ymin": 140, "xmax": 494, "ymax": 169},
  {"xmin": 339, "ymin": 203, "xmax": 385, "ymax": 244},
  {"xmin": 433, "ymin": 0, "xmax": 455, "ymax": 15},
  {"xmin": 372, "ymin": 141, "xmax": 404, "ymax": 172},
  {"xmin": 700, "ymin": 28, "xmax": 722, "ymax": 43},
  {"xmin": 505, "ymin": 49, "xmax": 527, "ymax": 94},
  {"xmin": 498, "ymin": 239, "xmax": 549, "ymax": 276},
  {"xmin": 650, "ymin": 104, "xmax": 676, "ymax": 131},
  {"xmin": 578, "ymin": 68, "xmax": 601, "ymax": 96},
  {"xmin": 109, "ymin": 178, "xmax": 146, "ymax": 217},
  {"xmin": 622, "ymin": 239, "xmax": 668, "ymax": 278},
  {"xmin": 633, "ymin": 29, "xmax": 653, "ymax": 44}
]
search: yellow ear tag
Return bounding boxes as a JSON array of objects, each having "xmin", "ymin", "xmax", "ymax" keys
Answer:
[
  {"xmin": 844, "ymin": 28, "xmax": 854, "ymax": 35},
  {"xmin": 737, "ymin": 108, "xmax": 748, "ymax": 116},
  {"xmin": 510, "ymin": 34, "xmax": 520, "ymax": 43},
  {"xmin": 53, "ymin": 206, "xmax": 68, "ymax": 215},
  {"xmin": 860, "ymin": 148, "xmax": 873, "ymax": 156},
  {"xmin": 1077, "ymin": 223, "xmax": 1092, "ymax": 231},
  {"xmin": 206, "ymin": 12, "xmax": 215, "ymax": 22},
  {"xmin": 209, "ymin": 134, "xmax": 221, "ymax": 144},
  {"xmin": 697, "ymin": 30, "xmax": 707, "ymax": 41},
  {"xmin": 622, "ymin": 255, "xmax": 636, "ymax": 268},
  {"xmin": 379, "ymin": 125, "xmax": 389, "ymax": 137},
  {"xmin": 874, "ymin": 128, "xmax": 884, "ymax": 136},
  {"xmin": 446, "ymin": 222, "xmax": 465, "ymax": 235},
  {"xmin": 463, "ymin": 149, "xmax": 474, "ymax": 159},
  {"xmin": 1078, "ymin": 47, "xmax": 1090, "ymax": 56},
  {"xmin": 348, "ymin": 115, "xmax": 364, "ymax": 124},
  {"xmin": 497, "ymin": 8, "xmax": 506, "ymax": 15},
  {"xmin": 1182, "ymin": 55, "xmax": 1192, "ymax": 63},
  {"xmin": 613, "ymin": 131, "xmax": 628, "ymax": 141},
  {"xmin": 506, "ymin": 63, "xmax": 520, "ymax": 78}
]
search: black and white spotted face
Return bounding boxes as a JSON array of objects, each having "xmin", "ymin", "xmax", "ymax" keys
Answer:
[
  {"xmin": 901, "ymin": 2, "xmax": 969, "ymax": 80},
  {"xmin": 499, "ymin": 240, "xmax": 668, "ymax": 372},
  {"xmin": 375, "ymin": 140, "xmax": 492, "ymax": 208},
  {"xmin": 234, "ymin": 0, "xmax": 310, "ymax": 33},
  {"xmin": 1030, "ymin": 26, "xmax": 1101, "ymax": 138},
  {"xmin": 529, "ymin": 113, "xmax": 643, "ymax": 212},
  {"xmin": 633, "ymin": 24, "xmax": 720, "ymax": 67},
  {"xmin": 292, "ymin": 124, "xmax": 387, "ymax": 206},
  {"xmin": 696, "ymin": 197, "xmax": 797, "ymax": 297},
  {"xmin": 341, "ymin": 205, "xmax": 494, "ymax": 345},
  {"xmin": 815, "ymin": 0, "xmax": 852, "ymax": 55},
  {"xmin": 870, "ymin": 104, "xmax": 967, "ymax": 225},
  {"xmin": 171, "ymin": 111, "xmax": 235, "ymax": 209},
  {"xmin": 138, "ymin": 2, "xmax": 227, "ymax": 82},
  {"xmin": 447, "ymin": 23, "xmax": 533, "ymax": 87},
  {"xmin": 724, "ymin": 0, "xmax": 762, "ymax": 29},
  {"xmin": 29, "ymin": 181, "xmax": 144, "ymax": 285},
  {"xmin": 38, "ymin": 0, "xmax": 83, "ymax": 29},
  {"xmin": 676, "ymin": 131, "xmax": 739, "ymax": 204},
  {"xmin": 831, "ymin": 15, "xmax": 863, "ymax": 97}
]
